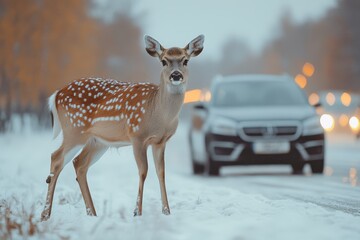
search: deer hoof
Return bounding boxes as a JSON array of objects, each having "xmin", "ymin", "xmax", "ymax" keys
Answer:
[
  {"xmin": 86, "ymin": 208, "xmax": 96, "ymax": 216},
  {"xmin": 133, "ymin": 208, "xmax": 141, "ymax": 217},
  {"xmin": 41, "ymin": 210, "xmax": 50, "ymax": 221},
  {"xmin": 162, "ymin": 206, "xmax": 170, "ymax": 215}
]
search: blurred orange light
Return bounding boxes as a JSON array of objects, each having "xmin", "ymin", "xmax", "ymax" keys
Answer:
[
  {"xmin": 349, "ymin": 167, "xmax": 357, "ymax": 187},
  {"xmin": 339, "ymin": 114, "xmax": 349, "ymax": 127},
  {"xmin": 340, "ymin": 92, "xmax": 352, "ymax": 106},
  {"xmin": 184, "ymin": 89, "xmax": 202, "ymax": 104},
  {"xmin": 302, "ymin": 62, "xmax": 315, "ymax": 77},
  {"xmin": 204, "ymin": 91, "xmax": 212, "ymax": 102},
  {"xmin": 326, "ymin": 92, "xmax": 336, "ymax": 106},
  {"xmin": 308, "ymin": 93, "xmax": 319, "ymax": 106},
  {"xmin": 295, "ymin": 74, "xmax": 307, "ymax": 89}
]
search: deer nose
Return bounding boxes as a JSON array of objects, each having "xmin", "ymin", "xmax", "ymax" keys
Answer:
[{"xmin": 170, "ymin": 71, "xmax": 183, "ymax": 81}]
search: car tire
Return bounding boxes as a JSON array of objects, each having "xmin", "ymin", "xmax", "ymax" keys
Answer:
[
  {"xmin": 206, "ymin": 158, "xmax": 220, "ymax": 176},
  {"xmin": 310, "ymin": 159, "xmax": 324, "ymax": 174},
  {"xmin": 189, "ymin": 134, "xmax": 205, "ymax": 175},
  {"xmin": 291, "ymin": 163, "xmax": 304, "ymax": 175},
  {"xmin": 192, "ymin": 161, "xmax": 205, "ymax": 174}
]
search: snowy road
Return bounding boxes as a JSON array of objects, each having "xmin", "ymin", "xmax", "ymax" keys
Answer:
[
  {"xmin": 172, "ymin": 130, "xmax": 360, "ymax": 218},
  {"xmin": 0, "ymin": 122, "xmax": 359, "ymax": 239},
  {"xmin": 171, "ymin": 124, "xmax": 360, "ymax": 211}
]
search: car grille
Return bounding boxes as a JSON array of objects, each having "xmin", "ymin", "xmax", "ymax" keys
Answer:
[{"xmin": 242, "ymin": 125, "xmax": 298, "ymax": 138}]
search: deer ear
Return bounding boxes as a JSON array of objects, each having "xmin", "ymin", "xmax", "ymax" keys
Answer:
[
  {"xmin": 185, "ymin": 35, "xmax": 204, "ymax": 57},
  {"xmin": 145, "ymin": 35, "xmax": 164, "ymax": 58}
]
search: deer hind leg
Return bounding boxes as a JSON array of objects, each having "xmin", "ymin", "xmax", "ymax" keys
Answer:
[
  {"xmin": 41, "ymin": 143, "xmax": 82, "ymax": 221},
  {"xmin": 73, "ymin": 138, "xmax": 107, "ymax": 216},
  {"xmin": 152, "ymin": 144, "xmax": 170, "ymax": 215},
  {"xmin": 132, "ymin": 139, "xmax": 148, "ymax": 216}
]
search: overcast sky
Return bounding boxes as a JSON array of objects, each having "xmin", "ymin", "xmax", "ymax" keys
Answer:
[{"xmin": 97, "ymin": 0, "xmax": 338, "ymax": 60}]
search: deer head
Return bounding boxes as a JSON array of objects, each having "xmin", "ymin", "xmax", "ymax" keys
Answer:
[{"xmin": 145, "ymin": 35, "xmax": 204, "ymax": 94}]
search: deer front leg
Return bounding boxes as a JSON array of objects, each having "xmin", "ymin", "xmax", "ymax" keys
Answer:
[
  {"xmin": 132, "ymin": 139, "xmax": 148, "ymax": 216},
  {"xmin": 152, "ymin": 144, "xmax": 170, "ymax": 215}
]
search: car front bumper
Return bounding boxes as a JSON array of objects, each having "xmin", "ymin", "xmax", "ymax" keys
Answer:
[{"xmin": 205, "ymin": 133, "xmax": 324, "ymax": 165}]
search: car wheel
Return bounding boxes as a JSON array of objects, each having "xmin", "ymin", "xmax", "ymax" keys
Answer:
[
  {"xmin": 192, "ymin": 161, "xmax": 205, "ymax": 174},
  {"xmin": 206, "ymin": 158, "xmax": 220, "ymax": 176},
  {"xmin": 291, "ymin": 162, "xmax": 304, "ymax": 175},
  {"xmin": 189, "ymin": 135, "xmax": 205, "ymax": 174},
  {"xmin": 310, "ymin": 159, "xmax": 324, "ymax": 174}
]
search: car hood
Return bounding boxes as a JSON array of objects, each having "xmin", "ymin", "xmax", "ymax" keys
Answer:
[{"xmin": 210, "ymin": 106, "xmax": 316, "ymax": 121}]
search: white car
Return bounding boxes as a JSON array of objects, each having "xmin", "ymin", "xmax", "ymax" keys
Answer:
[{"xmin": 189, "ymin": 74, "xmax": 325, "ymax": 176}]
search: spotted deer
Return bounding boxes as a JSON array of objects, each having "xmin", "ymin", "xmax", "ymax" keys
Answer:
[{"xmin": 40, "ymin": 35, "xmax": 204, "ymax": 221}]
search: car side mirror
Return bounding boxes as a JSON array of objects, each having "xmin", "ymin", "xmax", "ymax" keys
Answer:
[
  {"xmin": 194, "ymin": 103, "xmax": 207, "ymax": 110},
  {"xmin": 313, "ymin": 102, "xmax": 322, "ymax": 108}
]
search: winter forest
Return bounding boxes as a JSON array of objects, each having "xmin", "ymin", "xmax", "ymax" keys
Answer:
[{"xmin": 0, "ymin": 0, "xmax": 359, "ymax": 133}]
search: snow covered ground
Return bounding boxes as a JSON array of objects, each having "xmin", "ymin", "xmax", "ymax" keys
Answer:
[{"xmin": 0, "ymin": 122, "xmax": 359, "ymax": 239}]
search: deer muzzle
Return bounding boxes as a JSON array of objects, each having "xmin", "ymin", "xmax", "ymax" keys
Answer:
[{"xmin": 170, "ymin": 71, "xmax": 183, "ymax": 85}]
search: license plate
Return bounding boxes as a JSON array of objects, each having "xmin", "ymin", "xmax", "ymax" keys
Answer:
[{"xmin": 253, "ymin": 141, "xmax": 290, "ymax": 154}]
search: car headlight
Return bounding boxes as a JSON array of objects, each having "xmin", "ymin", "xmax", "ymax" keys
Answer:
[
  {"xmin": 349, "ymin": 116, "xmax": 360, "ymax": 132},
  {"xmin": 303, "ymin": 116, "xmax": 324, "ymax": 136},
  {"xmin": 320, "ymin": 114, "xmax": 335, "ymax": 132},
  {"xmin": 211, "ymin": 117, "xmax": 237, "ymax": 136}
]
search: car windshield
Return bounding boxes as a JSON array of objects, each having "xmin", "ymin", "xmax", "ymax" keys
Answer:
[{"xmin": 213, "ymin": 80, "xmax": 308, "ymax": 107}]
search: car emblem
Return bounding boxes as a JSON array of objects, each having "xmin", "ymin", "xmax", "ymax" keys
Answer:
[{"xmin": 262, "ymin": 126, "xmax": 276, "ymax": 137}]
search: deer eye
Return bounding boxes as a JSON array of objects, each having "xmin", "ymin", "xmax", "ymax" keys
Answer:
[
  {"xmin": 183, "ymin": 59, "xmax": 189, "ymax": 66},
  {"xmin": 161, "ymin": 60, "xmax": 167, "ymax": 66}
]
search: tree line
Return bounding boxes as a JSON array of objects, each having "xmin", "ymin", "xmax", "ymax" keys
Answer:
[{"xmin": 0, "ymin": 0, "xmax": 149, "ymax": 132}]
